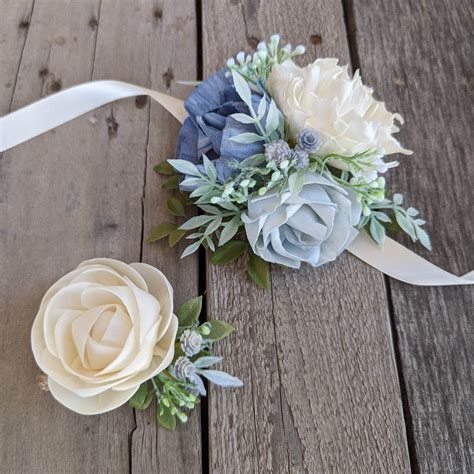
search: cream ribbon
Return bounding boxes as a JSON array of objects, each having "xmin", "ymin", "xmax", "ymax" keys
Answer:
[{"xmin": 1, "ymin": 80, "xmax": 472, "ymax": 287}]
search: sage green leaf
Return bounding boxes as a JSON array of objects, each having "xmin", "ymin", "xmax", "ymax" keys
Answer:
[
  {"xmin": 205, "ymin": 216, "xmax": 222, "ymax": 235},
  {"xmin": 129, "ymin": 383, "xmax": 150, "ymax": 409},
  {"xmin": 218, "ymin": 215, "xmax": 241, "ymax": 246},
  {"xmin": 203, "ymin": 154, "xmax": 217, "ymax": 182},
  {"xmin": 168, "ymin": 159, "xmax": 201, "ymax": 177},
  {"xmin": 395, "ymin": 210, "xmax": 415, "ymax": 237},
  {"xmin": 206, "ymin": 320, "xmax": 234, "ymax": 341},
  {"xmin": 176, "ymin": 296, "xmax": 202, "ymax": 328},
  {"xmin": 179, "ymin": 215, "xmax": 215, "ymax": 230},
  {"xmin": 154, "ymin": 161, "xmax": 174, "ymax": 175},
  {"xmin": 231, "ymin": 113, "xmax": 255, "ymax": 124},
  {"xmin": 157, "ymin": 406, "xmax": 176, "ymax": 431},
  {"xmin": 169, "ymin": 229, "xmax": 187, "ymax": 247},
  {"xmin": 240, "ymin": 153, "xmax": 266, "ymax": 167},
  {"xmin": 415, "ymin": 225, "xmax": 432, "ymax": 251},
  {"xmin": 230, "ymin": 133, "xmax": 264, "ymax": 144},
  {"xmin": 247, "ymin": 253, "xmax": 270, "ymax": 289},
  {"xmin": 181, "ymin": 240, "xmax": 202, "ymax": 258},
  {"xmin": 231, "ymin": 70, "xmax": 252, "ymax": 107},
  {"xmin": 162, "ymin": 175, "xmax": 180, "ymax": 189},
  {"xmin": 146, "ymin": 223, "xmax": 176, "ymax": 243},
  {"xmin": 209, "ymin": 240, "xmax": 247, "ymax": 265},
  {"xmin": 166, "ymin": 197, "xmax": 186, "ymax": 217},
  {"xmin": 369, "ymin": 217, "xmax": 386, "ymax": 247},
  {"xmin": 265, "ymin": 100, "xmax": 280, "ymax": 135},
  {"xmin": 257, "ymin": 95, "xmax": 266, "ymax": 120},
  {"xmin": 288, "ymin": 170, "xmax": 305, "ymax": 195}
]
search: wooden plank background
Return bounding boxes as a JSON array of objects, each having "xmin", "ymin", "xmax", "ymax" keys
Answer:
[{"xmin": 0, "ymin": 0, "xmax": 471, "ymax": 473}]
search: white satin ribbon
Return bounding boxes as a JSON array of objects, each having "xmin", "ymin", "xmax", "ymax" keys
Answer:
[{"xmin": 1, "ymin": 80, "xmax": 472, "ymax": 287}]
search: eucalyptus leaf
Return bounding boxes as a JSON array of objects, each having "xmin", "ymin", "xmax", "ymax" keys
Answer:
[
  {"xmin": 154, "ymin": 161, "xmax": 174, "ymax": 175},
  {"xmin": 176, "ymin": 296, "xmax": 203, "ymax": 328},
  {"xmin": 218, "ymin": 215, "xmax": 241, "ymax": 246},
  {"xmin": 415, "ymin": 225, "xmax": 432, "ymax": 251},
  {"xmin": 198, "ymin": 369, "xmax": 243, "ymax": 387},
  {"xmin": 369, "ymin": 217, "xmax": 386, "ymax": 247},
  {"xmin": 230, "ymin": 132, "xmax": 264, "ymax": 144},
  {"xmin": 265, "ymin": 100, "xmax": 280, "ymax": 135},
  {"xmin": 146, "ymin": 223, "xmax": 176, "ymax": 243},
  {"xmin": 231, "ymin": 70, "xmax": 253, "ymax": 107},
  {"xmin": 209, "ymin": 240, "xmax": 247, "ymax": 265},
  {"xmin": 166, "ymin": 197, "xmax": 186, "ymax": 217},
  {"xmin": 206, "ymin": 320, "xmax": 234, "ymax": 340},
  {"xmin": 194, "ymin": 356, "xmax": 223, "ymax": 369},
  {"xmin": 179, "ymin": 215, "xmax": 215, "ymax": 230},
  {"xmin": 181, "ymin": 240, "xmax": 202, "ymax": 258},
  {"xmin": 168, "ymin": 159, "xmax": 201, "ymax": 177},
  {"xmin": 231, "ymin": 113, "xmax": 255, "ymax": 124},
  {"xmin": 247, "ymin": 253, "xmax": 270, "ymax": 289},
  {"xmin": 203, "ymin": 155, "xmax": 217, "ymax": 182}
]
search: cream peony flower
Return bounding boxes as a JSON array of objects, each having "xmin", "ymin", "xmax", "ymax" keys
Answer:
[
  {"xmin": 31, "ymin": 258, "xmax": 178, "ymax": 415},
  {"xmin": 267, "ymin": 58, "xmax": 412, "ymax": 177}
]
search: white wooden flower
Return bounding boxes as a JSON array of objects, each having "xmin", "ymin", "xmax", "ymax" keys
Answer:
[
  {"xmin": 31, "ymin": 258, "xmax": 178, "ymax": 415},
  {"xmin": 267, "ymin": 58, "xmax": 412, "ymax": 175}
]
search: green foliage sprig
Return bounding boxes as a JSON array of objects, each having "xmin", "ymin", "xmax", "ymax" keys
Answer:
[{"xmin": 129, "ymin": 296, "xmax": 242, "ymax": 431}]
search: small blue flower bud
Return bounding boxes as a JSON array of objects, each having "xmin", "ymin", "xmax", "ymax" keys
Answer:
[
  {"xmin": 271, "ymin": 34, "xmax": 280, "ymax": 44},
  {"xmin": 226, "ymin": 58, "xmax": 235, "ymax": 67},
  {"xmin": 264, "ymin": 139, "xmax": 291, "ymax": 164},
  {"xmin": 292, "ymin": 148, "xmax": 310, "ymax": 170},
  {"xmin": 257, "ymin": 41, "xmax": 267, "ymax": 52},
  {"xmin": 294, "ymin": 45, "xmax": 306, "ymax": 55},
  {"xmin": 236, "ymin": 51, "xmax": 245, "ymax": 64},
  {"xmin": 296, "ymin": 128, "xmax": 321, "ymax": 153}
]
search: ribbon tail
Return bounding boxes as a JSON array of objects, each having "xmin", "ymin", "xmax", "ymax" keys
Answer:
[
  {"xmin": 348, "ymin": 232, "xmax": 474, "ymax": 286},
  {"xmin": 0, "ymin": 80, "xmax": 187, "ymax": 152}
]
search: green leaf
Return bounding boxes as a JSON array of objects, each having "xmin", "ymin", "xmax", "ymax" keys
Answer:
[
  {"xmin": 218, "ymin": 215, "xmax": 241, "ymax": 246},
  {"xmin": 154, "ymin": 161, "xmax": 175, "ymax": 175},
  {"xmin": 176, "ymin": 296, "xmax": 203, "ymax": 327},
  {"xmin": 265, "ymin": 100, "xmax": 280, "ymax": 135},
  {"xmin": 247, "ymin": 253, "xmax": 270, "ymax": 289},
  {"xmin": 415, "ymin": 225, "xmax": 432, "ymax": 251},
  {"xmin": 167, "ymin": 197, "xmax": 186, "ymax": 217},
  {"xmin": 205, "ymin": 216, "xmax": 222, "ymax": 235},
  {"xmin": 206, "ymin": 320, "xmax": 234, "ymax": 341},
  {"xmin": 393, "ymin": 193, "xmax": 403, "ymax": 205},
  {"xmin": 129, "ymin": 383, "xmax": 152, "ymax": 409},
  {"xmin": 162, "ymin": 175, "xmax": 180, "ymax": 189},
  {"xmin": 157, "ymin": 406, "xmax": 176, "ymax": 431},
  {"xmin": 231, "ymin": 70, "xmax": 252, "ymax": 107},
  {"xmin": 230, "ymin": 133, "xmax": 264, "ymax": 144},
  {"xmin": 169, "ymin": 229, "xmax": 187, "ymax": 247},
  {"xmin": 168, "ymin": 159, "xmax": 201, "ymax": 177},
  {"xmin": 209, "ymin": 240, "xmax": 247, "ymax": 265},
  {"xmin": 145, "ymin": 223, "xmax": 176, "ymax": 243},
  {"xmin": 231, "ymin": 113, "xmax": 255, "ymax": 124},
  {"xmin": 240, "ymin": 153, "xmax": 266, "ymax": 167},
  {"xmin": 369, "ymin": 217, "xmax": 386, "ymax": 247},
  {"xmin": 179, "ymin": 215, "xmax": 215, "ymax": 230},
  {"xmin": 395, "ymin": 210, "xmax": 415, "ymax": 238},
  {"xmin": 203, "ymin": 154, "xmax": 217, "ymax": 182},
  {"xmin": 257, "ymin": 96, "xmax": 266, "ymax": 120},
  {"xmin": 288, "ymin": 170, "xmax": 305, "ymax": 195},
  {"xmin": 181, "ymin": 240, "xmax": 202, "ymax": 258}
]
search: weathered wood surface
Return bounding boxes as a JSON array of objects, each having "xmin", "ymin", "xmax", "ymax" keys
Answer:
[
  {"xmin": 202, "ymin": 1, "xmax": 410, "ymax": 472},
  {"xmin": 350, "ymin": 0, "xmax": 474, "ymax": 472},
  {"xmin": 0, "ymin": 0, "xmax": 200, "ymax": 472},
  {"xmin": 0, "ymin": 0, "xmax": 471, "ymax": 473}
]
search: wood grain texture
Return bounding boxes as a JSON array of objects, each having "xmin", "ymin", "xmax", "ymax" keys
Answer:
[
  {"xmin": 202, "ymin": 1, "xmax": 410, "ymax": 472},
  {"xmin": 0, "ymin": 0, "xmax": 200, "ymax": 472},
  {"xmin": 350, "ymin": 0, "xmax": 474, "ymax": 471}
]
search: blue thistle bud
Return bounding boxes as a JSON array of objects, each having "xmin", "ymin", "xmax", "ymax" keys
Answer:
[
  {"xmin": 291, "ymin": 148, "xmax": 310, "ymax": 170},
  {"xmin": 264, "ymin": 139, "xmax": 291, "ymax": 164},
  {"xmin": 173, "ymin": 356, "xmax": 196, "ymax": 382},
  {"xmin": 296, "ymin": 128, "xmax": 321, "ymax": 153},
  {"xmin": 180, "ymin": 329, "xmax": 203, "ymax": 357}
]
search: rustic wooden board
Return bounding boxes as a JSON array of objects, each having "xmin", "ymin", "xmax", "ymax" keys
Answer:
[
  {"xmin": 0, "ymin": 0, "xmax": 200, "ymax": 472},
  {"xmin": 350, "ymin": 0, "xmax": 474, "ymax": 471},
  {"xmin": 202, "ymin": 1, "xmax": 410, "ymax": 472}
]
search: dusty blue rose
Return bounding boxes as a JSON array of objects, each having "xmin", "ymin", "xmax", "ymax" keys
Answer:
[{"xmin": 176, "ymin": 68, "xmax": 270, "ymax": 186}]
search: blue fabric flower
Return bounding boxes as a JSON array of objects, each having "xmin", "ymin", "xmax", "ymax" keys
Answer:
[{"xmin": 176, "ymin": 68, "xmax": 270, "ymax": 185}]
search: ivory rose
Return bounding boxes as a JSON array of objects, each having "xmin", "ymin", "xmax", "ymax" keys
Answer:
[
  {"xmin": 31, "ymin": 258, "xmax": 178, "ymax": 415},
  {"xmin": 267, "ymin": 58, "xmax": 412, "ymax": 176}
]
